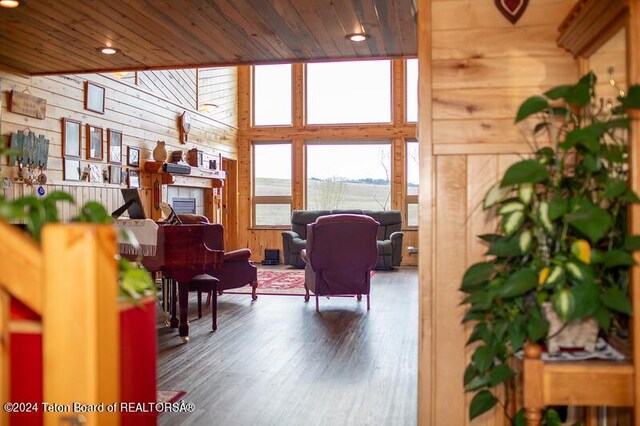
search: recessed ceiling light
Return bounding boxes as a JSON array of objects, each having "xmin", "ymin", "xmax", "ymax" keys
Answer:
[
  {"xmin": 346, "ymin": 33, "xmax": 370, "ymax": 42},
  {"xmin": 100, "ymin": 47, "xmax": 118, "ymax": 55},
  {"xmin": 0, "ymin": 0, "xmax": 21, "ymax": 8}
]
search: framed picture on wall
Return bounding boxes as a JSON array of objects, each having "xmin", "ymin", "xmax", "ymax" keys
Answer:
[
  {"xmin": 128, "ymin": 169, "xmax": 140, "ymax": 189},
  {"xmin": 62, "ymin": 118, "xmax": 81, "ymax": 158},
  {"xmin": 63, "ymin": 158, "xmax": 81, "ymax": 181},
  {"xmin": 109, "ymin": 165, "xmax": 122, "ymax": 184},
  {"xmin": 86, "ymin": 124, "xmax": 103, "ymax": 160},
  {"xmin": 85, "ymin": 81, "xmax": 105, "ymax": 114},
  {"xmin": 107, "ymin": 129, "xmax": 122, "ymax": 164},
  {"xmin": 127, "ymin": 146, "xmax": 140, "ymax": 167}
]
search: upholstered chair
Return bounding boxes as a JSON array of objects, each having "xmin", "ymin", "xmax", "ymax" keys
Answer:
[{"xmin": 301, "ymin": 214, "xmax": 379, "ymax": 312}]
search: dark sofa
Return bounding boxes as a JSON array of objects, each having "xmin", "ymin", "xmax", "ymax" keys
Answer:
[{"xmin": 282, "ymin": 209, "xmax": 403, "ymax": 269}]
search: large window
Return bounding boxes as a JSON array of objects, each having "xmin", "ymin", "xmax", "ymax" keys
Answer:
[
  {"xmin": 306, "ymin": 60, "xmax": 391, "ymax": 125},
  {"xmin": 253, "ymin": 65, "xmax": 292, "ymax": 126},
  {"xmin": 406, "ymin": 140, "xmax": 419, "ymax": 227},
  {"xmin": 306, "ymin": 141, "xmax": 391, "ymax": 210},
  {"xmin": 253, "ymin": 142, "xmax": 292, "ymax": 226},
  {"xmin": 406, "ymin": 59, "xmax": 418, "ymax": 123}
]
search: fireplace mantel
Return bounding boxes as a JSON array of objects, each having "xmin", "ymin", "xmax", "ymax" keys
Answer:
[{"xmin": 141, "ymin": 161, "xmax": 226, "ymax": 222}]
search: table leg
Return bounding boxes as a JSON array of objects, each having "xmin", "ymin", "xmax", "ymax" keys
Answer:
[
  {"xmin": 169, "ymin": 279, "xmax": 179, "ymax": 329},
  {"xmin": 211, "ymin": 283, "xmax": 217, "ymax": 331},
  {"xmin": 177, "ymin": 281, "xmax": 190, "ymax": 342}
]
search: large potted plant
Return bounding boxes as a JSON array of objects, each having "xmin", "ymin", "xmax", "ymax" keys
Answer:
[{"xmin": 460, "ymin": 73, "xmax": 640, "ymax": 424}]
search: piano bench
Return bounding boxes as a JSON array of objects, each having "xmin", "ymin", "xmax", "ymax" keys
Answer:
[{"xmin": 190, "ymin": 274, "xmax": 219, "ymax": 330}]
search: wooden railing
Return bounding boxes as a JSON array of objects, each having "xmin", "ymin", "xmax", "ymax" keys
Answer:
[{"xmin": 0, "ymin": 222, "xmax": 120, "ymax": 426}]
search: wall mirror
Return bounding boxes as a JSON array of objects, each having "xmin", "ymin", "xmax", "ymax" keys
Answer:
[{"xmin": 86, "ymin": 124, "xmax": 103, "ymax": 161}]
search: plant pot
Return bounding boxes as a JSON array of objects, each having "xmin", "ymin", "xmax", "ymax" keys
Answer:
[{"xmin": 542, "ymin": 302, "xmax": 598, "ymax": 353}]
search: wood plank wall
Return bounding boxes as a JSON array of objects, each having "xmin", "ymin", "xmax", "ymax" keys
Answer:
[
  {"xmin": 235, "ymin": 61, "xmax": 419, "ymax": 264},
  {"xmin": 199, "ymin": 67, "xmax": 238, "ymax": 129},
  {"xmin": 0, "ymin": 69, "xmax": 238, "ymax": 221},
  {"xmin": 138, "ymin": 69, "xmax": 197, "ymax": 110},
  {"xmin": 418, "ymin": 0, "xmax": 578, "ymax": 424}
]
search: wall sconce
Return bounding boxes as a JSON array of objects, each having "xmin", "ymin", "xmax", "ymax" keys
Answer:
[{"xmin": 199, "ymin": 103, "xmax": 219, "ymax": 113}]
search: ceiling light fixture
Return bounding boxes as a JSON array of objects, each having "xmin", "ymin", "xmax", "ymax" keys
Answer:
[
  {"xmin": 346, "ymin": 33, "xmax": 370, "ymax": 42},
  {"xmin": 0, "ymin": 0, "xmax": 21, "ymax": 8},
  {"xmin": 100, "ymin": 47, "xmax": 118, "ymax": 55}
]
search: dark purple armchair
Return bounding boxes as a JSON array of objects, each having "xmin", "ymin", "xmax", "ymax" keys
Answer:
[{"xmin": 301, "ymin": 214, "xmax": 379, "ymax": 312}]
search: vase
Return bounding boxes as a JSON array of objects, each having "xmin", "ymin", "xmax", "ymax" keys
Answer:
[
  {"xmin": 542, "ymin": 302, "xmax": 598, "ymax": 353},
  {"xmin": 153, "ymin": 141, "xmax": 168, "ymax": 162}
]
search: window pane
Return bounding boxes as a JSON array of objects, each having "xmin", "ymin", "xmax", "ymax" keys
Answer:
[
  {"xmin": 406, "ymin": 59, "xmax": 418, "ymax": 123},
  {"xmin": 407, "ymin": 203, "xmax": 419, "ymax": 227},
  {"xmin": 254, "ymin": 65, "xmax": 292, "ymax": 126},
  {"xmin": 306, "ymin": 143, "xmax": 391, "ymax": 210},
  {"xmin": 407, "ymin": 140, "xmax": 419, "ymax": 196},
  {"xmin": 307, "ymin": 61, "xmax": 391, "ymax": 124},
  {"xmin": 255, "ymin": 204, "xmax": 291, "ymax": 226},
  {"xmin": 254, "ymin": 143, "xmax": 291, "ymax": 196}
]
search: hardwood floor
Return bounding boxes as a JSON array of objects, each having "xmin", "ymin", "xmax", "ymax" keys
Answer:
[{"xmin": 157, "ymin": 267, "xmax": 418, "ymax": 426}]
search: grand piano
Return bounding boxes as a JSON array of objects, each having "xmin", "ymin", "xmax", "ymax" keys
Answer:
[{"xmin": 118, "ymin": 219, "xmax": 224, "ymax": 342}]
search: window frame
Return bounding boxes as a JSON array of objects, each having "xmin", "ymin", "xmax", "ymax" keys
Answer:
[
  {"xmin": 406, "ymin": 138, "xmax": 419, "ymax": 229},
  {"xmin": 252, "ymin": 141, "xmax": 293, "ymax": 228},
  {"xmin": 251, "ymin": 64, "xmax": 294, "ymax": 127},
  {"xmin": 304, "ymin": 60, "xmax": 393, "ymax": 126},
  {"xmin": 304, "ymin": 139, "xmax": 393, "ymax": 211}
]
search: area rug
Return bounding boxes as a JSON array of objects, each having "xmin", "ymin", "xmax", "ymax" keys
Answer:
[
  {"xmin": 225, "ymin": 268, "xmax": 375, "ymax": 297},
  {"xmin": 157, "ymin": 390, "xmax": 186, "ymax": 404}
]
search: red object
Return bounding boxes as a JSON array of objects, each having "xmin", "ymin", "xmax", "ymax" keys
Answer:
[
  {"xmin": 9, "ymin": 297, "xmax": 157, "ymax": 426},
  {"xmin": 120, "ymin": 299, "xmax": 157, "ymax": 426},
  {"xmin": 494, "ymin": 0, "xmax": 529, "ymax": 24}
]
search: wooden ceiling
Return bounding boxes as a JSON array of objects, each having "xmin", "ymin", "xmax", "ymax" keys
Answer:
[{"xmin": 0, "ymin": 0, "xmax": 417, "ymax": 75}]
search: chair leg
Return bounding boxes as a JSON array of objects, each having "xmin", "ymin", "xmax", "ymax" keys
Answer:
[
  {"xmin": 304, "ymin": 286, "xmax": 310, "ymax": 302},
  {"xmin": 205, "ymin": 291, "xmax": 211, "ymax": 307},
  {"xmin": 211, "ymin": 284, "xmax": 217, "ymax": 331},
  {"xmin": 315, "ymin": 294, "xmax": 319, "ymax": 312},
  {"xmin": 197, "ymin": 290, "xmax": 203, "ymax": 318},
  {"xmin": 367, "ymin": 293, "xmax": 370, "ymax": 311},
  {"xmin": 251, "ymin": 280, "xmax": 258, "ymax": 301},
  {"xmin": 357, "ymin": 294, "xmax": 362, "ymax": 301}
]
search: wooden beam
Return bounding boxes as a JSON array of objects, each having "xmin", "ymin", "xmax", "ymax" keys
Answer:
[{"xmin": 42, "ymin": 225, "xmax": 119, "ymax": 426}]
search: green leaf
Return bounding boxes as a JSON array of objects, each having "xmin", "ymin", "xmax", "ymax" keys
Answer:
[
  {"xmin": 501, "ymin": 211, "xmax": 524, "ymax": 236},
  {"xmin": 469, "ymin": 390, "xmax": 498, "ymax": 420},
  {"xmin": 601, "ymin": 287, "xmax": 632, "ymax": 315},
  {"xmin": 499, "ymin": 268, "xmax": 537, "ymax": 298},
  {"xmin": 484, "ymin": 183, "xmax": 509, "ymax": 209},
  {"xmin": 527, "ymin": 316, "xmax": 549, "ymax": 342},
  {"xmin": 624, "ymin": 236, "xmax": 640, "ymax": 251},
  {"xmin": 547, "ymin": 199, "xmax": 568, "ymax": 221},
  {"xmin": 472, "ymin": 345, "xmax": 495, "ymax": 375},
  {"xmin": 498, "ymin": 201, "xmax": 524, "ymax": 215},
  {"xmin": 478, "ymin": 233, "xmax": 501, "ymax": 243},
  {"xmin": 465, "ymin": 375, "xmax": 491, "ymax": 392},
  {"xmin": 464, "ymin": 364, "xmax": 478, "ymax": 386},
  {"xmin": 518, "ymin": 230, "xmax": 532, "ymax": 253},
  {"xmin": 74, "ymin": 201, "xmax": 112, "ymax": 223},
  {"xmin": 508, "ymin": 318, "xmax": 526, "ymax": 352},
  {"xmin": 45, "ymin": 191, "xmax": 75, "ymax": 204},
  {"xmin": 566, "ymin": 202, "xmax": 612, "ymax": 243},
  {"xmin": 544, "ymin": 85, "xmax": 572, "ymax": 100},
  {"xmin": 602, "ymin": 250, "xmax": 635, "ymax": 268},
  {"xmin": 544, "ymin": 408, "xmax": 563, "ymax": 426},
  {"xmin": 461, "ymin": 262, "xmax": 495, "ymax": 292},
  {"xmin": 462, "ymin": 311, "xmax": 484, "ymax": 323},
  {"xmin": 467, "ymin": 323, "xmax": 490, "ymax": 345},
  {"xmin": 571, "ymin": 281, "xmax": 600, "ymax": 319},
  {"xmin": 604, "ymin": 180, "xmax": 629, "ymax": 199},
  {"xmin": 501, "ymin": 160, "xmax": 549, "ymax": 187},
  {"xmin": 489, "ymin": 364, "xmax": 514, "ymax": 386},
  {"xmin": 515, "ymin": 96, "xmax": 549, "ymax": 122},
  {"xmin": 565, "ymin": 127, "xmax": 599, "ymax": 152},
  {"xmin": 594, "ymin": 305, "xmax": 612, "ymax": 331},
  {"xmin": 493, "ymin": 321, "xmax": 509, "ymax": 342},
  {"xmin": 487, "ymin": 236, "xmax": 521, "ymax": 257},
  {"xmin": 513, "ymin": 409, "xmax": 527, "ymax": 426},
  {"xmin": 565, "ymin": 72, "xmax": 595, "ymax": 106},
  {"xmin": 552, "ymin": 289, "xmax": 575, "ymax": 321},
  {"xmin": 582, "ymin": 153, "xmax": 601, "ymax": 172},
  {"xmin": 621, "ymin": 85, "xmax": 640, "ymax": 108}
]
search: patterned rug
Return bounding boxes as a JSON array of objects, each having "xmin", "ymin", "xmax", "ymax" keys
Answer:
[{"xmin": 225, "ymin": 268, "xmax": 375, "ymax": 297}]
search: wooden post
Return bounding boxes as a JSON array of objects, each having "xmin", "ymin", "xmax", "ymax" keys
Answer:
[
  {"xmin": 523, "ymin": 344, "xmax": 544, "ymax": 426},
  {"xmin": 42, "ymin": 224, "xmax": 119, "ymax": 426}
]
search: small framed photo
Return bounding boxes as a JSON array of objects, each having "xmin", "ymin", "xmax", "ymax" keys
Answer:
[
  {"xmin": 110, "ymin": 165, "xmax": 122, "ymax": 184},
  {"xmin": 85, "ymin": 81, "xmax": 105, "ymax": 114},
  {"xmin": 128, "ymin": 169, "xmax": 140, "ymax": 189},
  {"xmin": 127, "ymin": 146, "xmax": 140, "ymax": 167},
  {"xmin": 63, "ymin": 158, "xmax": 81, "ymax": 181},
  {"xmin": 62, "ymin": 118, "xmax": 81, "ymax": 158},
  {"xmin": 107, "ymin": 129, "xmax": 122, "ymax": 164},
  {"xmin": 86, "ymin": 124, "xmax": 103, "ymax": 160}
]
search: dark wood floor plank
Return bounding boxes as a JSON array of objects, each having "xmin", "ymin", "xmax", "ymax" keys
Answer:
[{"xmin": 157, "ymin": 267, "xmax": 418, "ymax": 426}]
